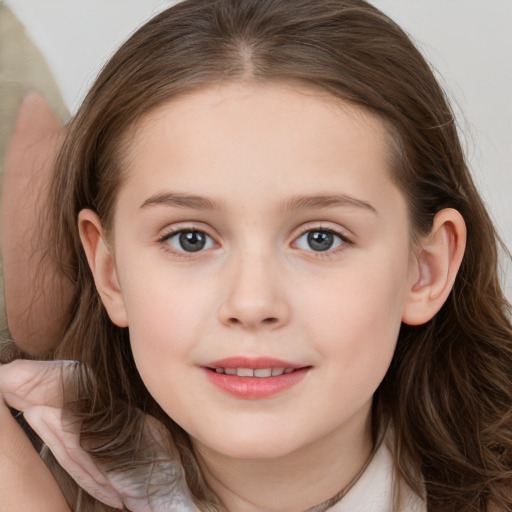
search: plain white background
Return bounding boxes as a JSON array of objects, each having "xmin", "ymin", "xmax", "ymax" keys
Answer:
[{"xmin": 6, "ymin": 0, "xmax": 512, "ymax": 295}]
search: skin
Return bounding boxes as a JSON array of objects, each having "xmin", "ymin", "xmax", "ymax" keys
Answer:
[
  {"xmin": 0, "ymin": 399, "xmax": 70, "ymax": 511},
  {"xmin": 79, "ymin": 83, "xmax": 466, "ymax": 511}
]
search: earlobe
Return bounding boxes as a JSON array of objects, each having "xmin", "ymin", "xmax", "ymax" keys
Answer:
[
  {"xmin": 402, "ymin": 208, "xmax": 466, "ymax": 326},
  {"xmin": 78, "ymin": 209, "xmax": 129, "ymax": 327}
]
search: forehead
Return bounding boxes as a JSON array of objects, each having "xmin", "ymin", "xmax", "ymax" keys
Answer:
[
  {"xmin": 129, "ymin": 82, "xmax": 389, "ymax": 148},
  {"xmin": 115, "ymin": 82, "xmax": 402, "ymax": 219}
]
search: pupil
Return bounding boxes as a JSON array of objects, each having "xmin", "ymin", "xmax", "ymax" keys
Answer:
[
  {"xmin": 307, "ymin": 231, "xmax": 333, "ymax": 252},
  {"xmin": 179, "ymin": 231, "xmax": 206, "ymax": 252}
]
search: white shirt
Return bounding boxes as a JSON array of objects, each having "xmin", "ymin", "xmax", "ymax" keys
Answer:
[{"xmin": 328, "ymin": 439, "xmax": 426, "ymax": 512}]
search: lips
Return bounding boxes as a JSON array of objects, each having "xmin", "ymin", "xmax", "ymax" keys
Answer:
[{"xmin": 203, "ymin": 357, "xmax": 310, "ymax": 399}]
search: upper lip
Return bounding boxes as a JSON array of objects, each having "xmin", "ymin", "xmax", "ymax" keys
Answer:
[{"xmin": 204, "ymin": 357, "xmax": 305, "ymax": 370}]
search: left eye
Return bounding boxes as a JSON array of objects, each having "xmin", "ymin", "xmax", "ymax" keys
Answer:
[
  {"xmin": 294, "ymin": 229, "xmax": 345, "ymax": 252},
  {"xmin": 165, "ymin": 230, "xmax": 215, "ymax": 253}
]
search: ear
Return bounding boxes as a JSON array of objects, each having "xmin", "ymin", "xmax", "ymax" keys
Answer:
[
  {"xmin": 78, "ymin": 209, "xmax": 128, "ymax": 327},
  {"xmin": 402, "ymin": 208, "xmax": 466, "ymax": 326}
]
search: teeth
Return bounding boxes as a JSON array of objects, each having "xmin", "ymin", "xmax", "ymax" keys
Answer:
[
  {"xmin": 254, "ymin": 368, "xmax": 272, "ymax": 378},
  {"xmin": 214, "ymin": 367, "xmax": 295, "ymax": 377}
]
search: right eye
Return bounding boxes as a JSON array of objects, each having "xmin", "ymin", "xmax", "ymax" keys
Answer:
[{"xmin": 163, "ymin": 230, "xmax": 215, "ymax": 253}]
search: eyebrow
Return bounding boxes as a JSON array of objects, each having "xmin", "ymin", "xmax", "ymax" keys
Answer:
[
  {"xmin": 140, "ymin": 193, "xmax": 224, "ymax": 210},
  {"xmin": 282, "ymin": 194, "xmax": 377, "ymax": 214},
  {"xmin": 139, "ymin": 191, "xmax": 376, "ymax": 214}
]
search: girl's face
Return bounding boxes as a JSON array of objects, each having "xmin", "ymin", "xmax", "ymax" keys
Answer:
[{"xmin": 100, "ymin": 84, "xmax": 418, "ymax": 460}]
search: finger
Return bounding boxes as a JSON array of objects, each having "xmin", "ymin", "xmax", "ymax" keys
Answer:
[
  {"xmin": 24, "ymin": 406, "xmax": 200, "ymax": 511},
  {"xmin": 24, "ymin": 405, "xmax": 123, "ymax": 510},
  {"xmin": 0, "ymin": 360, "xmax": 79, "ymax": 411}
]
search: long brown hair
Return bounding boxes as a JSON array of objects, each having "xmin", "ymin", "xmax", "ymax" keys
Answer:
[{"xmin": 48, "ymin": 0, "xmax": 512, "ymax": 510}]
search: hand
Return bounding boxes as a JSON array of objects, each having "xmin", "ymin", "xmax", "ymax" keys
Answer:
[{"xmin": 0, "ymin": 360, "xmax": 199, "ymax": 512}]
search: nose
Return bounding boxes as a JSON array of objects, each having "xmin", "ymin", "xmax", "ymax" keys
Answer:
[{"xmin": 217, "ymin": 251, "xmax": 290, "ymax": 331}]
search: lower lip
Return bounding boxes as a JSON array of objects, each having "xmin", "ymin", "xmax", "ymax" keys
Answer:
[{"xmin": 203, "ymin": 368, "xmax": 310, "ymax": 400}]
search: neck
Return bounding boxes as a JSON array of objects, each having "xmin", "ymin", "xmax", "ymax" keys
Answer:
[{"xmin": 193, "ymin": 404, "xmax": 373, "ymax": 512}]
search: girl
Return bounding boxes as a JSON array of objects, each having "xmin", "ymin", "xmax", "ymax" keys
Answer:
[{"xmin": 1, "ymin": 0, "xmax": 512, "ymax": 510}]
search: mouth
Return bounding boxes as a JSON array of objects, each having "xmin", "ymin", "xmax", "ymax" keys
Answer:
[
  {"xmin": 203, "ymin": 357, "xmax": 311, "ymax": 399},
  {"xmin": 209, "ymin": 367, "xmax": 297, "ymax": 377}
]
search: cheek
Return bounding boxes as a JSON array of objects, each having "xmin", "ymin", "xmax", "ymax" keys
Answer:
[
  {"xmin": 129, "ymin": 289, "xmax": 197, "ymax": 330},
  {"xmin": 123, "ymin": 270, "xmax": 212, "ymax": 352},
  {"xmin": 298, "ymin": 251, "xmax": 411, "ymax": 380},
  {"xmin": 121, "ymin": 270, "xmax": 214, "ymax": 416},
  {"xmin": 301, "ymin": 251, "xmax": 409, "ymax": 327}
]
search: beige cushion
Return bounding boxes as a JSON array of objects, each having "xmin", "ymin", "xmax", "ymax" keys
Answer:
[{"xmin": 0, "ymin": 4, "xmax": 68, "ymax": 359}]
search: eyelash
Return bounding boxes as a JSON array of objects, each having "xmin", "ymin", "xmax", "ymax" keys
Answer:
[
  {"xmin": 157, "ymin": 226, "xmax": 216, "ymax": 258},
  {"xmin": 293, "ymin": 226, "xmax": 352, "ymax": 258},
  {"xmin": 156, "ymin": 225, "xmax": 352, "ymax": 258}
]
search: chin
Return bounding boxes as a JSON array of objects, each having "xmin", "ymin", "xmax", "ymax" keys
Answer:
[{"xmin": 195, "ymin": 430, "xmax": 308, "ymax": 460}]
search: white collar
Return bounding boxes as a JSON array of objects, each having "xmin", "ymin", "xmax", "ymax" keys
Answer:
[{"xmin": 327, "ymin": 439, "xmax": 426, "ymax": 512}]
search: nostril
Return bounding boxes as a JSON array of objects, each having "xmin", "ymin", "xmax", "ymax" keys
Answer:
[{"xmin": 227, "ymin": 316, "xmax": 279, "ymax": 326}]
